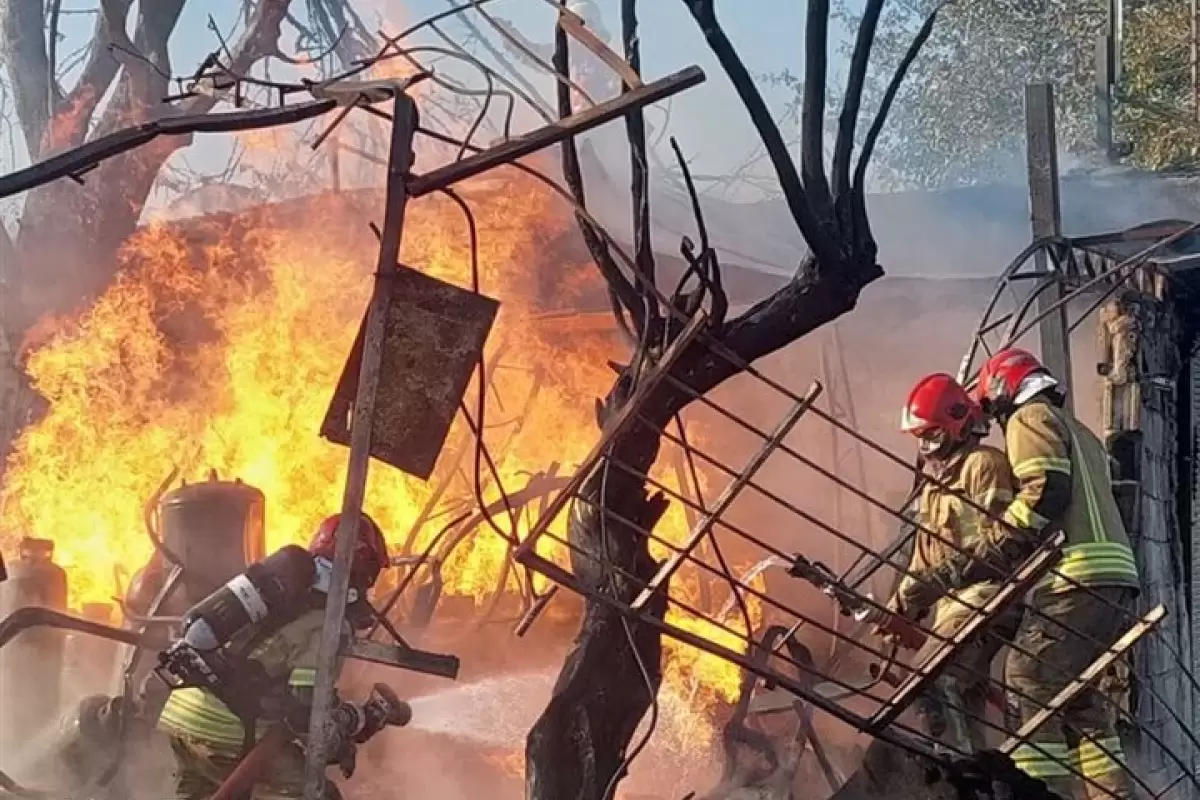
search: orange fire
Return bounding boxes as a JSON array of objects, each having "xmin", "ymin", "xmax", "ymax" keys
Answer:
[{"xmin": 0, "ymin": 174, "xmax": 759, "ymax": 714}]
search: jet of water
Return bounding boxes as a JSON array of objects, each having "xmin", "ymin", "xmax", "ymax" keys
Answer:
[{"xmin": 406, "ymin": 668, "xmax": 558, "ymax": 748}]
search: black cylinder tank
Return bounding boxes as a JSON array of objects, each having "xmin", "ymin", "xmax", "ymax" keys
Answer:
[
  {"xmin": 0, "ymin": 537, "xmax": 68, "ymax": 761},
  {"xmin": 159, "ymin": 473, "xmax": 266, "ymax": 601}
]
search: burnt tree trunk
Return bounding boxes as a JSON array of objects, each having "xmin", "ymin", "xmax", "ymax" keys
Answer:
[{"xmin": 525, "ymin": 269, "xmax": 883, "ymax": 799}]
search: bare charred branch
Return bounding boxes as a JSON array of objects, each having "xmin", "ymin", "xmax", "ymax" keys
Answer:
[
  {"xmin": 46, "ymin": 0, "xmax": 63, "ymax": 106},
  {"xmin": 40, "ymin": 0, "xmax": 136, "ymax": 154},
  {"xmin": 852, "ymin": 2, "xmax": 944, "ymax": 194},
  {"xmin": 831, "ymin": 0, "xmax": 883, "ymax": 197},
  {"xmin": 0, "ymin": 223, "xmax": 14, "ymax": 285},
  {"xmin": 550, "ymin": 4, "xmax": 646, "ymax": 337},
  {"xmin": 0, "ymin": 100, "xmax": 338, "ymax": 200},
  {"xmin": 621, "ymin": 0, "xmax": 657, "ymax": 300},
  {"xmin": 801, "ymin": 0, "xmax": 832, "ymax": 210},
  {"xmin": 680, "ymin": 0, "xmax": 838, "ymax": 270},
  {"xmin": 181, "ymin": 0, "xmax": 292, "ymax": 115},
  {"xmin": 92, "ymin": 0, "xmax": 186, "ymax": 138},
  {"xmin": 1, "ymin": 0, "xmax": 53, "ymax": 152},
  {"xmin": 437, "ymin": 0, "xmax": 550, "ymax": 113}
]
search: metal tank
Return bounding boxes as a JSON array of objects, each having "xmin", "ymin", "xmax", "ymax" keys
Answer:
[
  {"xmin": 0, "ymin": 537, "xmax": 69, "ymax": 765},
  {"xmin": 64, "ymin": 602, "xmax": 121, "ymax": 701},
  {"xmin": 158, "ymin": 472, "xmax": 266, "ymax": 602}
]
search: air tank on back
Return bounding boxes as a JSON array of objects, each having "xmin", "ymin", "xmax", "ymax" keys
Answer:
[
  {"xmin": 159, "ymin": 471, "xmax": 266, "ymax": 603},
  {"xmin": 0, "ymin": 537, "xmax": 68, "ymax": 768}
]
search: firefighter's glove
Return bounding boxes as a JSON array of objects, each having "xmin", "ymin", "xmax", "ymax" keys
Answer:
[
  {"xmin": 333, "ymin": 736, "xmax": 358, "ymax": 779},
  {"xmin": 897, "ymin": 569, "xmax": 952, "ymax": 620}
]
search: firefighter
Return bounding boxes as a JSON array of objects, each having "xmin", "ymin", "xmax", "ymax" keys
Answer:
[
  {"xmin": 156, "ymin": 512, "xmax": 391, "ymax": 800},
  {"xmin": 973, "ymin": 347, "xmax": 1140, "ymax": 800},
  {"xmin": 884, "ymin": 373, "xmax": 1020, "ymax": 753}
]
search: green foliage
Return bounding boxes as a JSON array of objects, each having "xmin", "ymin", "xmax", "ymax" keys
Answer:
[
  {"xmin": 846, "ymin": 0, "xmax": 1200, "ymax": 187},
  {"xmin": 844, "ymin": 0, "xmax": 1105, "ymax": 189},
  {"xmin": 1120, "ymin": 0, "xmax": 1200, "ymax": 170}
]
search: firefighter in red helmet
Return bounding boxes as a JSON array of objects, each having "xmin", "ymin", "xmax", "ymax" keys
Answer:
[
  {"xmin": 969, "ymin": 347, "xmax": 1138, "ymax": 799},
  {"xmin": 885, "ymin": 373, "xmax": 1020, "ymax": 753},
  {"xmin": 157, "ymin": 511, "xmax": 391, "ymax": 800},
  {"xmin": 309, "ymin": 513, "xmax": 389, "ymax": 600}
]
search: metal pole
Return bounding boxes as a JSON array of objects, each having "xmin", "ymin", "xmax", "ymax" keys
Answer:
[
  {"xmin": 1112, "ymin": 0, "xmax": 1124, "ymax": 86},
  {"xmin": 1095, "ymin": 33, "xmax": 1113, "ymax": 155},
  {"xmin": 1193, "ymin": 0, "xmax": 1199, "ymax": 119},
  {"xmin": 302, "ymin": 93, "xmax": 417, "ymax": 800},
  {"xmin": 1024, "ymin": 83, "xmax": 1074, "ymax": 412}
]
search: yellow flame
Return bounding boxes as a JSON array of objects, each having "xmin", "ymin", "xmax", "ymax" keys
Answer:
[{"xmin": 1, "ymin": 180, "xmax": 758, "ymax": 713}]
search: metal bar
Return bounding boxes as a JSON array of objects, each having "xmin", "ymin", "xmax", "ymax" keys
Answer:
[
  {"xmin": 869, "ymin": 531, "xmax": 1067, "ymax": 730},
  {"xmin": 1096, "ymin": 33, "xmax": 1113, "ymax": 154},
  {"xmin": 511, "ymin": 312, "xmax": 708, "ymax": 563},
  {"xmin": 0, "ymin": 606, "xmax": 150, "ymax": 650},
  {"xmin": 343, "ymin": 639, "xmax": 461, "ymax": 680},
  {"xmin": 998, "ymin": 604, "xmax": 1167, "ymax": 755},
  {"xmin": 517, "ymin": 551, "xmax": 941, "ymax": 761},
  {"xmin": 1024, "ymin": 83, "xmax": 1075, "ymax": 410},
  {"xmin": 302, "ymin": 93, "xmax": 417, "ymax": 800},
  {"xmin": 556, "ymin": 4, "xmax": 642, "ymax": 88},
  {"xmin": 407, "ymin": 65, "xmax": 705, "ymax": 196},
  {"xmin": 629, "ymin": 382, "xmax": 823, "ymax": 612}
]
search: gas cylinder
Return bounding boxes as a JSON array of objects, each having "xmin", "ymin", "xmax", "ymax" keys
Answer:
[
  {"xmin": 64, "ymin": 602, "xmax": 121, "ymax": 702},
  {"xmin": 0, "ymin": 537, "xmax": 69, "ymax": 761},
  {"xmin": 158, "ymin": 471, "xmax": 266, "ymax": 602}
]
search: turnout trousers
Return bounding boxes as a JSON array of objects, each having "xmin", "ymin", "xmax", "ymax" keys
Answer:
[
  {"xmin": 912, "ymin": 589, "xmax": 1022, "ymax": 753},
  {"xmin": 1006, "ymin": 587, "xmax": 1136, "ymax": 800},
  {"xmin": 169, "ymin": 734, "xmax": 343, "ymax": 800}
]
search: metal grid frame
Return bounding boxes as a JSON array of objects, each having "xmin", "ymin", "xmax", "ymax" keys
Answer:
[{"xmin": 504, "ymin": 283, "xmax": 1200, "ymax": 797}]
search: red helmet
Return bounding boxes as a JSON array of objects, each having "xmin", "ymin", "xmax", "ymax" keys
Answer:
[
  {"xmin": 976, "ymin": 348, "xmax": 1055, "ymax": 410},
  {"xmin": 309, "ymin": 512, "xmax": 389, "ymax": 590},
  {"xmin": 901, "ymin": 373, "xmax": 982, "ymax": 454}
]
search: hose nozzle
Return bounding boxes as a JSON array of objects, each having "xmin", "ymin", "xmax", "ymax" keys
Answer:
[{"xmin": 368, "ymin": 682, "xmax": 412, "ymax": 728}]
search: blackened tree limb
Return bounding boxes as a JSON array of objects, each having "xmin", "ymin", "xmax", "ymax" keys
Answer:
[
  {"xmin": 849, "ymin": 2, "xmax": 942, "ymax": 242},
  {"xmin": 46, "ymin": 0, "xmax": 63, "ymax": 106},
  {"xmin": 0, "ymin": 101, "xmax": 338, "ymax": 200},
  {"xmin": 801, "ymin": 0, "xmax": 832, "ymax": 211},
  {"xmin": 0, "ymin": 224, "xmax": 14, "ymax": 282},
  {"xmin": 1, "ymin": 0, "xmax": 53, "ymax": 152},
  {"xmin": 680, "ymin": 0, "xmax": 837, "ymax": 269},
  {"xmin": 831, "ymin": 0, "xmax": 883, "ymax": 197},
  {"xmin": 179, "ymin": 0, "xmax": 293, "ymax": 116},
  {"xmin": 93, "ymin": 0, "xmax": 186, "ymax": 138},
  {"xmin": 551, "ymin": 1, "xmax": 646, "ymax": 335},
  {"xmin": 40, "ymin": 0, "xmax": 135, "ymax": 156},
  {"xmin": 621, "ymin": 0, "xmax": 657, "ymax": 298},
  {"xmin": 8, "ymin": 0, "xmax": 298, "ymax": 345},
  {"xmin": 852, "ymin": 2, "xmax": 944, "ymax": 193}
]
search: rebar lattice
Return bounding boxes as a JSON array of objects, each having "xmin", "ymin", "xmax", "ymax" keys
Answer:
[{"xmin": 510, "ymin": 297, "xmax": 1199, "ymax": 800}]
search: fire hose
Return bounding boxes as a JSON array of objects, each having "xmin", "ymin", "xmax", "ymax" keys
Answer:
[
  {"xmin": 210, "ymin": 683, "xmax": 413, "ymax": 800},
  {"xmin": 787, "ymin": 553, "xmax": 928, "ymax": 652}
]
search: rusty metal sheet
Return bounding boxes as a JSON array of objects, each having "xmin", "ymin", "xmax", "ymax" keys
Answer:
[{"xmin": 321, "ymin": 264, "xmax": 499, "ymax": 480}]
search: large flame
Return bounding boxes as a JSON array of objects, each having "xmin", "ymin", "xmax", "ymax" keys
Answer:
[{"xmin": 0, "ymin": 176, "xmax": 759, "ymax": 716}]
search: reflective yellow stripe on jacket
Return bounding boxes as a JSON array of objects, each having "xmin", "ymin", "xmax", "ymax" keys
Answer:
[
  {"xmin": 1004, "ymin": 401, "xmax": 1139, "ymax": 599},
  {"xmin": 1073, "ymin": 736, "xmax": 1128, "ymax": 779},
  {"xmin": 158, "ymin": 607, "xmax": 330, "ymax": 750},
  {"xmin": 1012, "ymin": 741, "xmax": 1073, "ymax": 779},
  {"xmin": 158, "ymin": 666, "xmax": 316, "ymax": 750}
]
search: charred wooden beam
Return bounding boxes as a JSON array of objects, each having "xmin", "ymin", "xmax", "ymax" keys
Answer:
[{"xmin": 407, "ymin": 65, "xmax": 705, "ymax": 197}]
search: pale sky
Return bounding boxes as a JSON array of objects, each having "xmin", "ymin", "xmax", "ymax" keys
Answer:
[{"xmin": 1, "ymin": 1, "xmax": 855, "ymax": 213}]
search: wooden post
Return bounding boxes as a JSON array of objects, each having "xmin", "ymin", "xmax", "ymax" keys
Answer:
[
  {"xmin": 301, "ymin": 93, "xmax": 417, "ymax": 799},
  {"xmin": 1024, "ymin": 83, "xmax": 1075, "ymax": 411}
]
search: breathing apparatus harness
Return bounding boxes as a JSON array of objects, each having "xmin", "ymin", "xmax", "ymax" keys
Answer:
[{"xmin": 154, "ymin": 545, "xmax": 406, "ymax": 762}]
